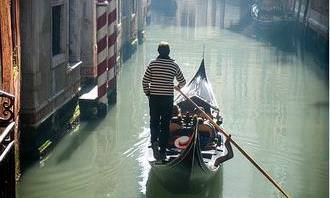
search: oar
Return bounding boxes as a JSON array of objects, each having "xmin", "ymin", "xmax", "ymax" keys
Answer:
[{"xmin": 174, "ymin": 87, "xmax": 291, "ymax": 198}]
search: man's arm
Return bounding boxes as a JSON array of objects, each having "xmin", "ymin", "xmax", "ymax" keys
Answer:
[
  {"xmin": 142, "ymin": 65, "xmax": 151, "ymax": 96},
  {"xmin": 175, "ymin": 65, "xmax": 186, "ymax": 88}
]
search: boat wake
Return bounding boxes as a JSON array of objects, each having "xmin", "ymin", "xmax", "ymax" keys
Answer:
[{"xmin": 122, "ymin": 127, "xmax": 151, "ymax": 195}]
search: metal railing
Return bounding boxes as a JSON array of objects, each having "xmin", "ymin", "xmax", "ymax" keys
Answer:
[
  {"xmin": 0, "ymin": 90, "xmax": 15, "ymax": 198},
  {"xmin": 0, "ymin": 90, "xmax": 15, "ymax": 127}
]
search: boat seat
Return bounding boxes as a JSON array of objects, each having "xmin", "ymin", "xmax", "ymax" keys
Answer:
[
  {"xmin": 166, "ymin": 148, "xmax": 181, "ymax": 155},
  {"xmin": 178, "ymin": 95, "xmax": 212, "ymax": 115},
  {"xmin": 201, "ymin": 150, "xmax": 217, "ymax": 155},
  {"xmin": 167, "ymin": 154, "xmax": 180, "ymax": 159},
  {"xmin": 201, "ymin": 147, "xmax": 225, "ymax": 159},
  {"xmin": 202, "ymin": 153, "xmax": 213, "ymax": 159}
]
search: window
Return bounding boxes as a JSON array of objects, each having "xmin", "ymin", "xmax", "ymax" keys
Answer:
[
  {"xmin": 51, "ymin": 1, "xmax": 67, "ymax": 68},
  {"xmin": 52, "ymin": 5, "xmax": 62, "ymax": 56}
]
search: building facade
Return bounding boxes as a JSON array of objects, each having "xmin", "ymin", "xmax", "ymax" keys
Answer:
[
  {"xmin": 20, "ymin": 0, "xmax": 82, "ymax": 159},
  {"xmin": 20, "ymin": 0, "xmax": 82, "ymax": 128},
  {"xmin": 12, "ymin": 0, "xmax": 150, "ymax": 173},
  {"xmin": 117, "ymin": 0, "xmax": 150, "ymax": 62},
  {"xmin": 18, "ymin": 0, "xmax": 150, "ymax": 160},
  {"xmin": 137, "ymin": 0, "xmax": 150, "ymax": 42},
  {"xmin": 295, "ymin": 0, "xmax": 328, "ymax": 39}
]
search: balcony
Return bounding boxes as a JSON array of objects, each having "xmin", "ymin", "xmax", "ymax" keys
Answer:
[{"xmin": 0, "ymin": 90, "xmax": 16, "ymax": 198}]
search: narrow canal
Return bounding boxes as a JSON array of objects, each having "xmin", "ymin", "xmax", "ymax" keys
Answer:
[{"xmin": 18, "ymin": 1, "xmax": 328, "ymax": 198}]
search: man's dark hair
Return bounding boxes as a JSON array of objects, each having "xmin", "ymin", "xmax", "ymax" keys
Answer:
[{"xmin": 158, "ymin": 41, "xmax": 170, "ymax": 57}]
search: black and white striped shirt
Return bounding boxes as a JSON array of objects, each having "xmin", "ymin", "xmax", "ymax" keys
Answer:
[{"xmin": 142, "ymin": 58, "xmax": 186, "ymax": 96}]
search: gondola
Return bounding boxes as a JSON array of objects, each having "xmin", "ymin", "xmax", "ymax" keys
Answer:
[
  {"xmin": 251, "ymin": 3, "xmax": 295, "ymax": 34},
  {"xmin": 148, "ymin": 59, "xmax": 230, "ymax": 190}
]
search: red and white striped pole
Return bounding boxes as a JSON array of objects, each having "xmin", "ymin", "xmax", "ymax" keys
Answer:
[
  {"xmin": 107, "ymin": 0, "xmax": 117, "ymax": 101},
  {"xmin": 96, "ymin": 0, "xmax": 109, "ymax": 108}
]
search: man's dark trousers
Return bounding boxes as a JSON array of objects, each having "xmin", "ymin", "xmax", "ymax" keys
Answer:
[{"xmin": 149, "ymin": 95, "xmax": 173, "ymax": 154}]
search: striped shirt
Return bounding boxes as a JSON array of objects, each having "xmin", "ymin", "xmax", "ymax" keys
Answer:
[{"xmin": 142, "ymin": 58, "xmax": 186, "ymax": 96}]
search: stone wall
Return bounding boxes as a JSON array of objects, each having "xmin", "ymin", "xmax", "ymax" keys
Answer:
[{"xmin": 20, "ymin": 0, "xmax": 82, "ymax": 127}]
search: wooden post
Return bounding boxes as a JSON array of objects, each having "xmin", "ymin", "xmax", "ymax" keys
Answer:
[
  {"xmin": 12, "ymin": 0, "xmax": 21, "ymax": 182},
  {"xmin": 0, "ymin": 0, "xmax": 14, "ymax": 93}
]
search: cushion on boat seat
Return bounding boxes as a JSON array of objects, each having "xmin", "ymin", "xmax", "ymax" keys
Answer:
[{"xmin": 174, "ymin": 136, "xmax": 191, "ymax": 149}]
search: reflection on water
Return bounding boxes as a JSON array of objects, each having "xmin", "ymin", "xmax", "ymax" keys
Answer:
[
  {"xmin": 18, "ymin": 0, "xmax": 328, "ymax": 197},
  {"xmin": 146, "ymin": 169, "xmax": 223, "ymax": 198},
  {"xmin": 151, "ymin": 0, "xmax": 177, "ymax": 16},
  {"xmin": 151, "ymin": 0, "xmax": 243, "ymax": 28}
]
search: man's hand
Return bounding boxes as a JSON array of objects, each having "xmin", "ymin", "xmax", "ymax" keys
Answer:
[
  {"xmin": 174, "ymin": 85, "xmax": 180, "ymax": 91},
  {"xmin": 145, "ymin": 93, "xmax": 150, "ymax": 100}
]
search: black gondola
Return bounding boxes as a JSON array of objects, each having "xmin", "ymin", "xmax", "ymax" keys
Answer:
[
  {"xmin": 251, "ymin": 3, "xmax": 295, "ymax": 34},
  {"xmin": 148, "ymin": 59, "xmax": 230, "ymax": 189}
]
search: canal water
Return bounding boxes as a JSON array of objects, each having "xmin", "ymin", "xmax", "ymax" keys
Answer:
[{"xmin": 18, "ymin": 0, "xmax": 328, "ymax": 198}]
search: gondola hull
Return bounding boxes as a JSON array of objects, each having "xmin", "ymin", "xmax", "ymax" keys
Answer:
[{"xmin": 149, "ymin": 133, "xmax": 221, "ymax": 189}]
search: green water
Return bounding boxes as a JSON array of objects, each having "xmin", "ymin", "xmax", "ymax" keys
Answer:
[{"xmin": 18, "ymin": 1, "xmax": 328, "ymax": 198}]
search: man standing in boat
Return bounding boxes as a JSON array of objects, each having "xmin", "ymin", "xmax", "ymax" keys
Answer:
[{"xmin": 142, "ymin": 41, "xmax": 186, "ymax": 161}]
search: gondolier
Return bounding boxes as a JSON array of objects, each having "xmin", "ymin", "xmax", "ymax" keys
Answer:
[
  {"xmin": 142, "ymin": 41, "xmax": 186, "ymax": 161},
  {"xmin": 147, "ymin": 58, "xmax": 232, "ymax": 189}
]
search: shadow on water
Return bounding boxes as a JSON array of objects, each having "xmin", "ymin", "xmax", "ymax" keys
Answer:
[
  {"xmin": 232, "ymin": 19, "xmax": 328, "ymax": 80},
  {"xmin": 255, "ymin": 28, "xmax": 296, "ymax": 51},
  {"xmin": 56, "ymin": 104, "xmax": 115, "ymax": 163},
  {"xmin": 146, "ymin": 168, "xmax": 223, "ymax": 198},
  {"xmin": 229, "ymin": 16, "xmax": 297, "ymax": 53},
  {"xmin": 313, "ymin": 101, "xmax": 329, "ymax": 108},
  {"xmin": 224, "ymin": 2, "xmax": 328, "ymax": 76}
]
